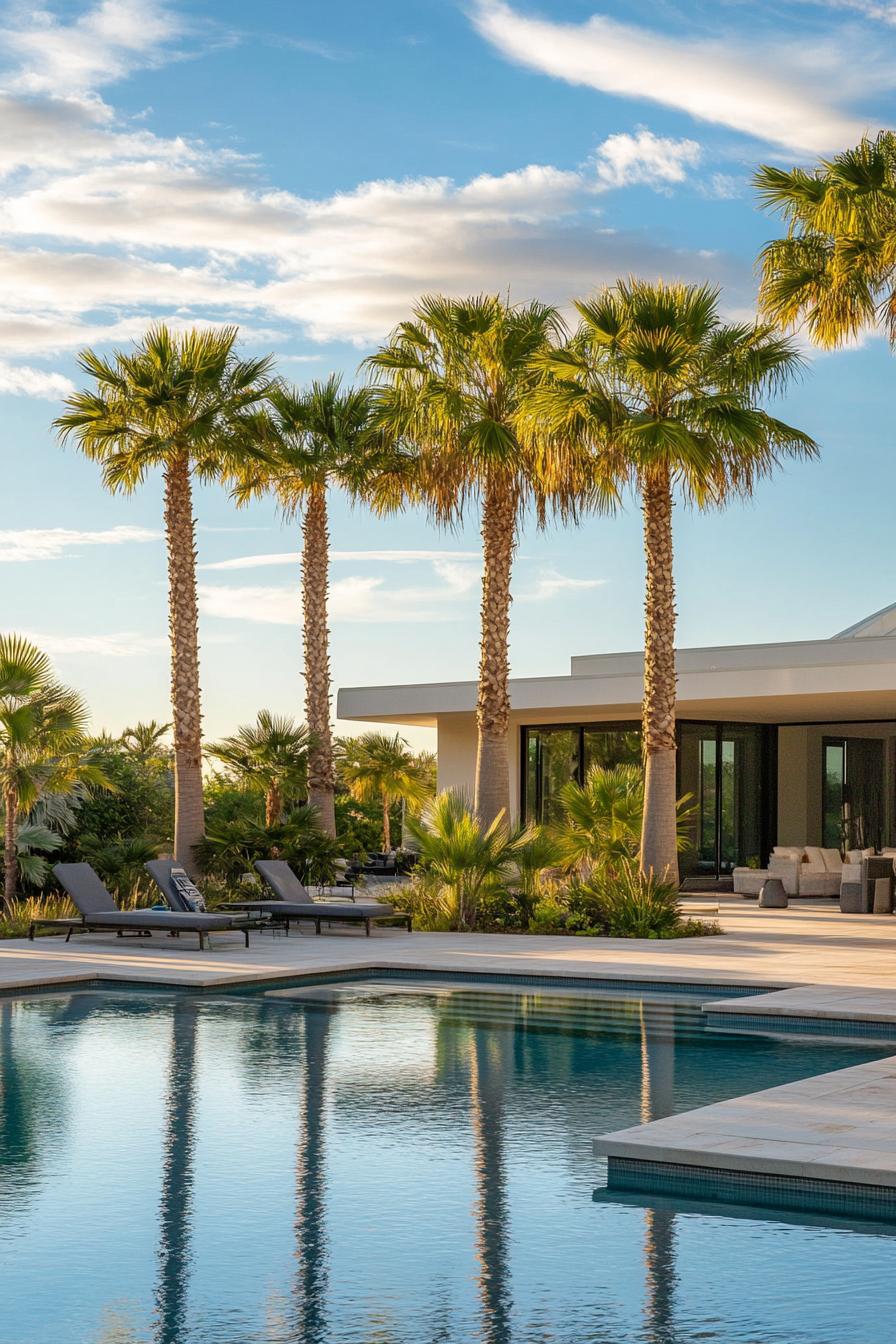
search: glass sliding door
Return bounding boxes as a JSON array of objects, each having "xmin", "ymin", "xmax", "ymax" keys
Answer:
[
  {"xmin": 679, "ymin": 722, "xmax": 765, "ymax": 881},
  {"xmin": 522, "ymin": 723, "xmax": 642, "ymax": 822},
  {"xmin": 822, "ymin": 736, "xmax": 885, "ymax": 851}
]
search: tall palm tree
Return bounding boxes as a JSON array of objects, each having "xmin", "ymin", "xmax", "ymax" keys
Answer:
[
  {"xmin": 229, "ymin": 377, "xmax": 399, "ymax": 838},
  {"xmin": 366, "ymin": 294, "xmax": 579, "ymax": 829},
  {"xmin": 755, "ymin": 132, "xmax": 896, "ymax": 349},
  {"xmin": 0, "ymin": 635, "xmax": 110, "ymax": 907},
  {"xmin": 55, "ymin": 325, "xmax": 274, "ymax": 873},
  {"xmin": 526, "ymin": 280, "xmax": 816, "ymax": 881},
  {"xmin": 207, "ymin": 710, "xmax": 311, "ymax": 826},
  {"xmin": 337, "ymin": 731, "xmax": 431, "ymax": 851}
]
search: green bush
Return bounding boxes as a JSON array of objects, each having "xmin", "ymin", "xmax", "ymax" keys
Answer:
[
  {"xmin": 0, "ymin": 893, "xmax": 76, "ymax": 938},
  {"xmin": 570, "ymin": 863, "xmax": 721, "ymax": 939}
]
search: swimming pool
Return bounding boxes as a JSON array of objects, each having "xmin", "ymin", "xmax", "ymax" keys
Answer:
[{"xmin": 0, "ymin": 979, "xmax": 892, "ymax": 1343}]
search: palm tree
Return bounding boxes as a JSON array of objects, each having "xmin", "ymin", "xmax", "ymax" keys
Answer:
[
  {"xmin": 229, "ymin": 377, "xmax": 400, "ymax": 839},
  {"xmin": 206, "ymin": 710, "xmax": 311, "ymax": 826},
  {"xmin": 526, "ymin": 280, "xmax": 816, "ymax": 882},
  {"xmin": 121, "ymin": 719, "xmax": 172, "ymax": 763},
  {"xmin": 366, "ymin": 294, "xmax": 580, "ymax": 829},
  {"xmin": 54, "ymin": 325, "xmax": 274, "ymax": 873},
  {"xmin": 337, "ymin": 731, "xmax": 431, "ymax": 851},
  {"xmin": 0, "ymin": 635, "xmax": 109, "ymax": 907},
  {"xmin": 755, "ymin": 132, "xmax": 896, "ymax": 349}
]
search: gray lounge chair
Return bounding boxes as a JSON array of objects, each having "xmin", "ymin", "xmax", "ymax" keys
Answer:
[
  {"xmin": 45, "ymin": 863, "xmax": 252, "ymax": 950},
  {"xmin": 220, "ymin": 859, "xmax": 411, "ymax": 936},
  {"xmin": 144, "ymin": 859, "xmax": 260, "ymax": 926}
]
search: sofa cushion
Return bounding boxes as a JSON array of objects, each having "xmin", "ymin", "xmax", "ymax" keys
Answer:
[
  {"xmin": 820, "ymin": 848, "xmax": 843, "ymax": 872},
  {"xmin": 803, "ymin": 846, "xmax": 827, "ymax": 871}
]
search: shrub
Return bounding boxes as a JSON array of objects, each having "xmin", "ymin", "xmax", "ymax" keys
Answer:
[
  {"xmin": 0, "ymin": 893, "xmax": 77, "ymax": 939},
  {"xmin": 570, "ymin": 862, "xmax": 722, "ymax": 939},
  {"xmin": 405, "ymin": 791, "xmax": 522, "ymax": 931}
]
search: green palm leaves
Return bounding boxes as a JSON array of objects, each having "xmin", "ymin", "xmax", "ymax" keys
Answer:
[
  {"xmin": 756, "ymin": 131, "xmax": 896, "ymax": 348},
  {"xmin": 337, "ymin": 732, "xmax": 432, "ymax": 850},
  {"xmin": 0, "ymin": 634, "xmax": 110, "ymax": 906},
  {"xmin": 55, "ymin": 325, "xmax": 275, "ymax": 488},
  {"xmin": 207, "ymin": 712, "xmax": 311, "ymax": 827}
]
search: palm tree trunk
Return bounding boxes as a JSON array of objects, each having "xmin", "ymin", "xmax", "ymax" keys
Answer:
[
  {"xmin": 3, "ymin": 770, "xmax": 17, "ymax": 909},
  {"xmin": 303, "ymin": 484, "xmax": 337, "ymax": 838},
  {"xmin": 474, "ymin": 476, "xmax": 517, "ymax": 828},
  {"xmin": 382, "ymin": 796, "xmax": 391, "ymax": 852},
  {"xmin": 163, "ymin": 450, "xmax": 205, "ymax": 875},
  {"xmin": 266, "ymin": 781, "xmax": 283, "ymax": 828},
  {"xmin": 639, "ymin": 466, "xmax": 679, "ymax": 884}
]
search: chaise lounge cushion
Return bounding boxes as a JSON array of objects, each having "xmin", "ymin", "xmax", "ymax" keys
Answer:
[
  {"xmin": 54, "ymin": 863, "xmax": 240, "ymax": 931},
  {"xmin": 253, "ymin": 860, "xmax": 394, "ymax": 917}
]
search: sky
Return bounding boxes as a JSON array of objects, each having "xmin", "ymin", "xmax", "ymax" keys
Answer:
[{"xmin": 2, "ymin": 0, "xmax": 896, "ymax": 748}]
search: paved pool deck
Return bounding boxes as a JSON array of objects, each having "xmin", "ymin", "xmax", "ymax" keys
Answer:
[{"xmin": 5, "ymin": 897, "xmax": 896, "ymax": 1217}]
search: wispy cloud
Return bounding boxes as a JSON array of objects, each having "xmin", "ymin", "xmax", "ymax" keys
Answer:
[
  {"xmin": 21, "ymin": 630, "xmax": 167, "ymax": 657},
  {"xmin": 521, "ymin": 570, "xmax": 606, "ymax": 601},
  {"xmin": 0, "ymin": 525, "xmax": 160, "ymax": 563},
  {"xmin": 0, "ymin": 359, "xmax": 74, "ymax": 398},
  {"xmin": 200, "ymin": 578, "xmax": 465, "ymax": 625},
  {"xmin": 471, "ymin": 0, "xmax": 870, "ymax": 152},
  {"xmin": 0, "ymin": 0, "xmax": 186, "ymax": 96},
  {"xmin": 200, "ymin": 548, "xmax": 482, "ymax": 571}
]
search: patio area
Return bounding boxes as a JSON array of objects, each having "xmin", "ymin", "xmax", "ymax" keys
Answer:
[{"xmin": 3, "ymin": 897, "xmax": 896, "ymax": 1004}]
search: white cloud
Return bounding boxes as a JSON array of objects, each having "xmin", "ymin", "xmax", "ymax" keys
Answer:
[
  {"xmin": 593, "ymin": 130, "xmax": 701, "ymax": 190},
  {"xmin": 471, "ymin": 1, "xmax": 869, "ymax": 152},
  {"xmin": 522, "ymin": 570, "xmax": 606, "ymax": 601},
  {"xmin": 1, "ymin": 0, "xmax": 185, "ymax": 96},
  {"xmin": 20, "ymin": 630, "xmax": 167, "ymax": 657},
  {"xmin": 200, "ymin": 578, "xmax": 464, "ymax": 625},
  {"xmin": 0, "ymin": 359, "xmax": 74, "ymax": 398},
  {"xmin": 0, "ymin": 525, "xmax": 160, "ymax": 562},
  {"xmin": 200, "ymin": 548, "xmax": 481, "ymax": 572}
]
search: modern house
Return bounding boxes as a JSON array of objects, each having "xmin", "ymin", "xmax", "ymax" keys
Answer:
[{"xmin": 337, "ymin": 604, "xmax": 896, "ymax": 884}]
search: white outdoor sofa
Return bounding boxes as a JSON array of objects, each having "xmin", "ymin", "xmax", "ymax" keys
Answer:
[{"xmin": 734, "ymin": 846, "xmax": 854, "ymax": 898}]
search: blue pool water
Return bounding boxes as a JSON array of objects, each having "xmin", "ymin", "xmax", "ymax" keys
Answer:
[{"xmin": 0, "ymin": 980, "xmax": 893, "ymax": 1344}]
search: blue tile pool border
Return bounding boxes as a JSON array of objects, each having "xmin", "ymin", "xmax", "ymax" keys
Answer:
[
  {"xmin": 607, "ymin": 1156, "xmax": 896, "ymax": 1223},
  {"xmin": 705, "ymin": 1009, "xmax": 896, "ymax": 1041}
]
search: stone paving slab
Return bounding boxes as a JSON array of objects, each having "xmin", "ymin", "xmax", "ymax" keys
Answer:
[{"xmin": 595, "ymin": 1055, "xmax": 896, "ymax": 1188}]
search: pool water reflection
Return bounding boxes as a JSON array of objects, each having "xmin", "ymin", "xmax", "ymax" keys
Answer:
[{"xmin": 0, "ymin": 983, "xmax": 893, "ymax": 1344}]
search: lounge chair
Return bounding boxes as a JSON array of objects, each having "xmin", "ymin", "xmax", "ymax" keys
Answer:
[
  {"xmin": 144, "ymin": 859, "xmax": 262, "ymax": 926},
  {"xmin": 44, "ymin": 863, "xmax": 253, "ymax": 950},
  {"xmin": 220, "ymin": 859, "xmax": 412, "ymax": 936}
]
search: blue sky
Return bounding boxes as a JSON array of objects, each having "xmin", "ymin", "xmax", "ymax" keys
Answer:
[{"xmin": 2, "ymin": 0, "xmax": 896, "ymax": 746}]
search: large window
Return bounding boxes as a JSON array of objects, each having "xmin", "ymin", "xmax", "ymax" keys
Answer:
[
  {"xmin": 822, "ymin": 736, "xmax": 885, "ymax": 851},
  {"xmin": 523, "ymin": 723, "xmax": 642, "ymax": 823},
  {"xmin": 523, "ymin": 720, "xmax": 773, "ymax": 879}
]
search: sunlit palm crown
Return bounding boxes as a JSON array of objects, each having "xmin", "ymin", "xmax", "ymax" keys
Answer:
[
  {"xmin": 756, "ymin": 132, "xmax": 896, "ymax": 348},
  {"xmin": 53, "ymin": 325, "xmax": 275, "ymax": 488},
  {"xmin": 207, "ymin": 710, "xmax": 311, "ymax": 793},
  {"xmin": 524, "ymin": 278, "xmax": 817, "ymax": 505},
  {"xmin": 365, "ymin": 293, "xmax": 588, "ymax": 524},
  {"xmin": 228, "ymin": 375, "xmax": 412, "ymax": 515}
]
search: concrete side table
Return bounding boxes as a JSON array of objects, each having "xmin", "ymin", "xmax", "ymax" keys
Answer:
[
  {"xmin": 758, "ymin": 877, "xmax": 788, "ymax": 909},
  {"xmin": 873, "ymin": 877, "xmax": 893, "ymax": 915}
]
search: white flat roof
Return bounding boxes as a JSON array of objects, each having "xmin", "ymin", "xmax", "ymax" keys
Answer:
[{"xmin": 337, "ymin": 632, "xmax": 896, "ymax": 727}]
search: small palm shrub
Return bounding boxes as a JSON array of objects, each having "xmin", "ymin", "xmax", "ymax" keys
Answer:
[
  {"xmin": 195, "ymin": 807, "xmax": 339, "ymax": 884},
  {"xmin": 553, "ymin": 764, "xmax": 694, "ymax": 878},
  {"xmin": 405, "ymin": 791, "xmax": 522, "ymax": 931}
]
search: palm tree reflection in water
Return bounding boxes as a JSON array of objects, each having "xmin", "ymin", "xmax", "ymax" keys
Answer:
[
  {"xmin": 153, "ymin": 999, "xmax": 198, "ymax": 1344},
  {"xmin": 469, "ymin": 1026, "xmax": 513, "ymax": 1344},
  {"xmin": 639, "ymin": 1003, "xmax": 679, "ymax": 1344},
  {"xmin": 292, "ymin": 1004, "xmax": 333, "ymax": 1344}
]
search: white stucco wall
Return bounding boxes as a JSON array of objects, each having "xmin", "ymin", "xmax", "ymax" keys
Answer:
[{"xmin": 435, "ymin": 713, "xmax": 522, "ymax": 819}]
